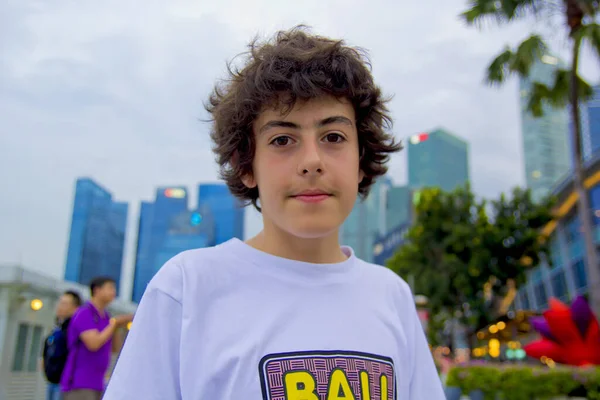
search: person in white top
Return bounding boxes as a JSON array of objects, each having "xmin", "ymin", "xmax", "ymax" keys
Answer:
[{"xmin": 103, "ymin": 25, "xmax": 445, "ymax": 400}]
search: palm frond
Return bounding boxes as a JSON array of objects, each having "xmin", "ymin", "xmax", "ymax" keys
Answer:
[
  {"xmin": 485, "ymin": 48, "xmax": 514, "ymax": 85},
  {"xmin": 577, "ymin": 75, "xmax": 594, "ymax": 101},
  {"xmin": 510, "ymin": 35, "xmax": 548, "ymax": 75},
  {"xmin": 526, "ymin": 83, "xmax": 552, "ymax": 117},
  {"xmin": 500, "ymin": 0, "xmax": 547, "ymax": 20},
  {"xmin": 577, "ymin": 0, "xmax": 600, "ymax": 17},
  {"xmin": 547, "ymin": 69, "xmax": 571, "ymax": 108},
  {"xmin": 525, "ymin": 70, "xmax": 593, "ymax": 117},
  {"xmin": 461, "ymin": 0, "xmax": 506, "ymax": 26},
  {"xmin": 461, "ymin": 0, "xmax": 549, "ymax": 26},
  {"xmin": 577, "ymin": 23, "xmax": 600, "ymax": 62},
  {"xmin": 484, "ymin": 35, "xmax": 547, "ymax": 85},
  {"xmin": 547, "ymin": 69, "xmax": 594, "ymax": 105}
]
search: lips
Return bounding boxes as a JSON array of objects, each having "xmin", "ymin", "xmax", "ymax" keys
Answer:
[
  {"xmin": 291, "ymin": 190, "xmax": 332, "ymax": 203},
  {"xmin": 294, "ymin": 189, "xmax": 330, "ymax": 196}
]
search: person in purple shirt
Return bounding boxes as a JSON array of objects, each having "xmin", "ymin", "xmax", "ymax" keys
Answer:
[{"xmin": 60, "ymin": 277, "xmax": 132, "ymax": 400}]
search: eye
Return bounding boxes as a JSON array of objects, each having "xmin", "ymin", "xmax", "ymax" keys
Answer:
[
  {"xmin": 269, "ymin": 136, "xmax": 294, "ymax": 147},
  {"xmin": 323, "ymin": 133, "xmax": 345, "ymax": 143}
]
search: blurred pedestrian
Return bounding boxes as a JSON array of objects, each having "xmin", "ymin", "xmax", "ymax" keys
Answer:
[
  {"xmin": 42, "ymin": 290, "xmax": 82, "ymax": 400},
  {"xmin": 60, "ymin": 277, "xmax": 132, "ymax": 400}
]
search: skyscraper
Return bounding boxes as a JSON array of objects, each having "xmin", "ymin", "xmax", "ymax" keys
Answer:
[
  {"xmin": 386, "ymin": 185, "xmax": 411, "ymax": 228},
  {"xmin": 519, "ymin": 54, "xmax": 571, "ymax": 202},
  {"xmin": 64, "ymin": 178, "xmax": 128, "ymax": 293},
  {"xmin": 197, "ymin": 183, "xmax": 245, "ymax": 245},
  {"xmin": 132, "ymin": 186, "xmax": 216, "ymax": 303},
  {"xmin": 581, "ymin": 84, "xmax": 600, "ymax": 161},
  {"xmin": 131, "ymin": 183, "xmax": 244, "ymax": 303},
  {"xmin": 340, "ymin": 178, "xmax": 390, "ymax": 262},
  {"xmin": 407, "ymin": 128, "xmax": 470, "ymax": 191}
]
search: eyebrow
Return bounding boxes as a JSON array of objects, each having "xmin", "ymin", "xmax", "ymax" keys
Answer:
[{"xmin": 259, "ymin": 115, "xmax": 354, "ymax": 134}]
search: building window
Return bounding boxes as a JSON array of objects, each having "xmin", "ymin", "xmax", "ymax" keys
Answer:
[
  {"xmin": 11, "ymin": 323, "xmax": 45, "ymax": 373},
  {"xmin": 569, "ymin": 238, "xmax": 584, "ymax": 261},
  {"xmin": 27, "ymin": 326, "xmax": 44, "ymax": 372},
  {"xmin": 549, "ymin": 235, "xmax": 562, "ymax": 269},
  {"xmin": 12, "ymin": 323, "xmax": 29, "ymax": 372},
  {"xmin": 571, "ymin": 259, "xmax": 587, "ymax": 290},
  {"xmin": 551, "ymin": 270, "xmax": 569, "ymax": 302},
  {"xmin": 589, "ymin": 185, "xmax": 600, "ymax": 225},
  {"xmin": 565, "ymin": 214, "xmax": 581, "ymax": 243}
]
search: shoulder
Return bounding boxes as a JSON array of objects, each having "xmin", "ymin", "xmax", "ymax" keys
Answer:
[
  {"xmin": 69, "ymin": 304, "xmax": 96, "ymax": 332},
  {"xmin": 354, "ymin": 258, "xmax": 414, "ymax": 301},
  {"xmin": 72, "ymin": 304, "xmax": 93, "ymax": 322},
  {"xmin": 145, "ymin": 240, "xmax": 239, "ymax": 303}
]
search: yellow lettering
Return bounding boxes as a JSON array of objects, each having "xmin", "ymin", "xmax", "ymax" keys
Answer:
[
  {"xmin": 359, "ymin": 371, "xmax": 371, "ymax": 399},
  {"xmin": 380, "ymin": 374, "xmax": 388, "ymax": 400},
  {"xmin": 284, "ymin": 371, "xmax": 319, "ymax": 400},
  {"xmin": 327, "ymin": 369, "xmax": 356, "ymax": 400}
]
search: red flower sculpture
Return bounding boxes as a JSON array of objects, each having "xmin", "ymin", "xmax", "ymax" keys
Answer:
[{"xmin": 524, "ymin": 296, "xmax": 600, "ymax": 366}]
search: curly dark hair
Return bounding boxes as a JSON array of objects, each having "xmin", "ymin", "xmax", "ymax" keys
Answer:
[{"xmin": 206, "ymin": 26, "xmax": 402, "ymax": 211}]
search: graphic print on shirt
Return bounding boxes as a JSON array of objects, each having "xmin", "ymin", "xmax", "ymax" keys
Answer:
[{"xmin": 259, "ymin": 350, "xmax": 396, "ymax": 400}]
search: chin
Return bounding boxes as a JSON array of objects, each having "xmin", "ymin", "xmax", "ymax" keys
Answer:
[{"xmin": 285, "ymin": 218, "xmax": 341, "ymax": 239}]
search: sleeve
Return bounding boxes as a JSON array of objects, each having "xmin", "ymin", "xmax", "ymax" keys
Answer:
[
  {"xmin": 102, "ymin": 261, "xmax": 183, "ymax": 400},
  {"xmin": 407, "ymin": 296, "xmax": 445, "ymax": 399},
  {"xmin": 72, "ymin": 307, "xmax": 96, "ymax": 337}
]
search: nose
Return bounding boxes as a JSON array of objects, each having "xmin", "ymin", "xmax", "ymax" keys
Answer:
[{"xmin": 297, "ymin": 140, "xmax": 324, "ymax": 176}]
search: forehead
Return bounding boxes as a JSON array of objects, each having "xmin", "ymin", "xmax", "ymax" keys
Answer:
[
  {"xmin": 94, "ymin": 281, "xmax": 115, "ymax": 292},
  {"xmin": 59, "ymin": 294, "xmax": 75, "ymax": 303},
  {"xmin": 99, "ymin": 281, "xmax": 115, "ymax": 289},
  {"xmin": 255, "ymin": 96, "xmax": 355, "ymax": 127}
]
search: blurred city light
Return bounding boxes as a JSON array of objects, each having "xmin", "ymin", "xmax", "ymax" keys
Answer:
[{"xmin": 30, "ymin": 298, "xmax": 43, "ymax": 311}]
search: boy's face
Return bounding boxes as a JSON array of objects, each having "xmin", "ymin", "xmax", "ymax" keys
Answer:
[{"xmin": 247, "ymin": 95, "xmax": 363, "ymax": 239}]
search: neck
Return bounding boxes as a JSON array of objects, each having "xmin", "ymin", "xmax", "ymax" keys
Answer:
[
  {"xmin": 246, "ymin": 219, "xmax": 347, "ymax": 264},
  {"xmin": 90, "ymin": 298, "xmax": 107, "ymax": 312}
]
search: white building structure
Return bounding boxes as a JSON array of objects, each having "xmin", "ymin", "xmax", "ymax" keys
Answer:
[{"xmin": 0, "ymin": 265, "xmax": 137, "ymax": 400}]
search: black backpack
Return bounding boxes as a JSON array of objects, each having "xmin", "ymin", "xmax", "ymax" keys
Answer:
[{"xmin": 43, "ymin": 321, "xmax": 70, "ymax": 384}]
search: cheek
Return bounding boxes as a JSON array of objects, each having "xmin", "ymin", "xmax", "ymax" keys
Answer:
[
  {"xmin": 254, "ymin": 153, "xmax": 292, "ymax": 189},
  {"xmin": 332, "ymin": 152, "xmax": 361, "ymax": 183}
]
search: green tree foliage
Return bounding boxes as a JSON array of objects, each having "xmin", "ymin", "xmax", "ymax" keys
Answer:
[
  {"xmin": 460, "ymin": 0, "xmax": 600, "ymax": 318},
  {"xmin": 387, "ymin": 185, "xmax": 554, "ymax": 345}
]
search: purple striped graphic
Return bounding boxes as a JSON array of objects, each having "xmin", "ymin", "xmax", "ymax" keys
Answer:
[{"xmin": 261, "ymin": 352, "xmax": 395, "ymax": 400}]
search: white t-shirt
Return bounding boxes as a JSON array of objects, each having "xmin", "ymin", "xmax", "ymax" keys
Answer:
[{"xmin": 103, "ymin": 238, "xmax": 444, "ymax": 399}]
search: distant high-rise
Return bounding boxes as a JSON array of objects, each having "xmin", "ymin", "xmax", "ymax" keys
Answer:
[
  {"xmin": 386, "ymin": 185, "xmax": 411, "ymax": 228},
  {"xmin": 580, "ymin": 84, "xmax": 600, "ymax": 161},
  {"xmin": 340, "ymin": 178, "xmax": 390, "ymax": 262},
  {"xmin": 407, "ymin": 128, "xmax": 469, "ymax": 191},
  {"xmin": 64, "ymin": 178, "xmax": 128, "ymax": 293},
  {"xmin": 131, "ymin": 186, "xmax": 216, "ymax": 303},
  {"xmin": 519, "ymin": 54, "xmax": 571, "ymax": 202},
  {"xmin": 132, "ymin": 183, "xmax": 244, "ymax": 303},
  {"xmin": 197, "ymin": 184, "xmax": 245, "ymax": 245}
]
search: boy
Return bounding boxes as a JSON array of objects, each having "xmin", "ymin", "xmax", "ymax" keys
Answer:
[{"xmin": 103, "ymin": 26, "xmax": 445, "ymax": 399}]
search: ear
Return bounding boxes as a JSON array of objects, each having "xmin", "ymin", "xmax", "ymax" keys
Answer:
[
  {"xmin": 358, "ymin": 169, "xmax": 365, "ymax": 183},
  {"xmin": 241, "ymin": 173, "xmax": 257, "ymax": 189},
  {"xmin": 232, "ymin": 149, "xmax": 257, "ymax": 188}
]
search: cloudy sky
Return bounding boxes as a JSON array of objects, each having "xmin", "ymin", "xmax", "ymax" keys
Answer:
[{"xmin": 1, "ymin": 0, "xmax": 598, "ymax": 300}]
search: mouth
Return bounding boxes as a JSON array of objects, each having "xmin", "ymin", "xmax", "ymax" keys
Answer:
[{"xmin": 291, "ymin": 190, "xmax": 332, "ymax": 203}]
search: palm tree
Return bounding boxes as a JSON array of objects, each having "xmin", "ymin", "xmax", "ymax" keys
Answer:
[{"xmin": 460, "ymin": 0, "xmax": 600, "ymax": 317}]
